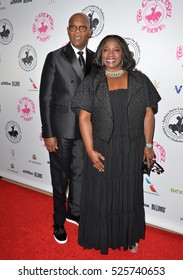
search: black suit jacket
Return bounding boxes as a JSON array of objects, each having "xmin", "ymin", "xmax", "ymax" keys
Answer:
[{"xmin": 39, "ymin": 43, "xmax": 95, "ymax": 139}]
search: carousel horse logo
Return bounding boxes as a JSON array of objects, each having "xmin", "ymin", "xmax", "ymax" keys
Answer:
[
  {"xmin": 124, "ymin": 37, "xmax": 141, "ymax": 65},
  {"xmin": 0, "ymin": 19, "xmax": 13, "ymax": 44},
  {"xmin": 17, "ymin": 97, "xmax": 35, "ymax": 122},
  {"xmin": 18, "ymin": 45, "xmax": 37, "ymax": 71},
  {"xmin": 82, "ymin": 5, "xmax": 105, "ymax": 38},
  {"xmin": 6, "ymin": 121, "xmax": 22, "ymax": 143},
  {"xmin": 32, "ymin": 12, "xmax": 54, "ymax": 42},
  {"xmin": 136, "ymin": 0, "xmax": 172, "ymax": 33},
  {"xmin": 162, "ymin": 108, "xmax": 183, "ymax": 142}
]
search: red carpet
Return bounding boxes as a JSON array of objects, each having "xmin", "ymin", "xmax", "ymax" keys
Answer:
[{"xmin": 0, "ymin": 179, "xmax": 183, "ymax": 260}]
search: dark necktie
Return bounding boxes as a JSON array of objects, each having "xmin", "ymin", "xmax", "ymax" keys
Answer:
[{"xmin": 77, "ymin": 51, "xmax": 85, "ymax": 72}]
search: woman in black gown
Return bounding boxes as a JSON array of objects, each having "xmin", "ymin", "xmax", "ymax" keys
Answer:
[{"xmin": 72, "ymin": 35, "xmax": 161, "ymax": 254}]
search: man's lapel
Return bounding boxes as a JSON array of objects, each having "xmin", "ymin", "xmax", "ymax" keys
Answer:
[{"xmin": 63, "ymin": 43, "xmax": 84, "ymax": 80}]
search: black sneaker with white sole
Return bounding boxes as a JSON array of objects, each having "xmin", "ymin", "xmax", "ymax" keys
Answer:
[
  {"xmin": 66, "ymin": 213, "xmax": 80, "ymax": 226},
  {"xmin": 53, "ymin": 224, "xmax": 68, "ymax": 244}
]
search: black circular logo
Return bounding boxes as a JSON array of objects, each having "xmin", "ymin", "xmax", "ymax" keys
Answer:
[
  {"xmin": 6, "ymin": 121, "xmax": 22, "ymax": 143},
  {"xmin": 0, "ymin": 19, "xmax": 14, "ymax": 45},
  {"xmin": 83, "ymin": 5, "xmax": 105, "ymax": 38},
  {"xmin": 162, "ymin": 108, "xmax": 183, "ymax": 142},
  {"xmin": 125, "ymin": 37, "xmax": 141, "ymax": 65},
  {"xmin": 18, "ymin": 45, "xmax": 37, "ymax": 71}
]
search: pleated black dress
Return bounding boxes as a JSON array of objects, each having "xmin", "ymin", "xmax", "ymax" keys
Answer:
[{"xmin": 78, "ymin": 89, "xmax": 146, "ymax": 254}]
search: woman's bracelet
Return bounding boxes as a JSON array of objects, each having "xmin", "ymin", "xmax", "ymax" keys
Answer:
[{"xmin": 146, "ymin": 143, "xmax": 153, "ymax": 148}]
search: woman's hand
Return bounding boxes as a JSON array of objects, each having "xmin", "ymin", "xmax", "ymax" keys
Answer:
[{"xmin": 144, "ymin": 147, "xmax": 155, "ymax": 167}]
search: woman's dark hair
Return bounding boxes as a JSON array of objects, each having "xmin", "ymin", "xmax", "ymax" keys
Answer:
[{"xmin": 93, "ymin": 34, "xmax": 136, "ymax": 71}]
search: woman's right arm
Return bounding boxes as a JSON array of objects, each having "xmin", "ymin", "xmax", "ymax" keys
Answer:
[{"xmin": 79, "ymin": 109, "xmax": 105, "ymax": 172}]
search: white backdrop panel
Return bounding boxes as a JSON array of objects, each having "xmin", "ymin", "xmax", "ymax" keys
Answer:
[{"xmin": 0, "ymin": 0, "xmax": 182, "ymax": 234}]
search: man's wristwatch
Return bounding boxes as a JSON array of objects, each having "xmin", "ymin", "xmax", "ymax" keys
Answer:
[{"xmin": 146, "ymin": 143, "xmax": 153, "ymax": 148}]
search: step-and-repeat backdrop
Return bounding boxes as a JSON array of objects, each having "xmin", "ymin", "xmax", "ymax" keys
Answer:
[{"xmin": 0, "ymin": 0, "xmax": 182, "ymax": 234}]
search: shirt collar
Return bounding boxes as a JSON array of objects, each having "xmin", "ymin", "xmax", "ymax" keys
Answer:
[{"xmin": 71, "ymin": 44, "xmax": 86, "ymax": 60}]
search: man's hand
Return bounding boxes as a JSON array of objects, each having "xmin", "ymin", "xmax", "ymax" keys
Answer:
[{"xmin": 44, "ymin": 137, "xmax": 58, "ymax": 152}]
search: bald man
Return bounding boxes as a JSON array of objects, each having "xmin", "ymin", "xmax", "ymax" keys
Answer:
[{"xmin": 39, "ymin": 13, "xmax": 94, "ymax": 244}]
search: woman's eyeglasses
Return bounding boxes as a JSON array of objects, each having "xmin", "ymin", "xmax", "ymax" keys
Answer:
[{"xmin": 68, "ymin": 25, "xmax": 88, "ymax": 32}]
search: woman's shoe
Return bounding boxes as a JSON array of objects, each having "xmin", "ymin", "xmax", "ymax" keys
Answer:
[{"xmin": 129, "ymin": 243, "xmax": 138, "ymax": 253}]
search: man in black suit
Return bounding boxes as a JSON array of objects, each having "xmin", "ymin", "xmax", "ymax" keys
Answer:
[{"xmin": 39, "ymin": 13, "xmax": 94, "ymax": 244}]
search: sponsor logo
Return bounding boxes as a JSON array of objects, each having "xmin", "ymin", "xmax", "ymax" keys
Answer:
[
  {"xmin": 136, "ymin": 0, "xmax": 172, "ymax": 33},
  {"xmin": 18, "ymin": 45, "xmax": 37, "ymax": 71},
  {"xmin": 0, "ymin": 19, "xmax": 13, "ymax": 44},
  {"xmin": 12, "ymin": 81, "xmax": 20, "ymax": 86},
  {"xmin": 32, "ymin": 12, "xmax": 54, "ymax": 42},
  {"xmin": 144, "ymin": 204, "xmax": 150, "ymax": 208},
  {"xmin": 151, "ymin": 203, "xmax": 166, "ymax": 213},
  {"xmin": 1, "ymin": 81, "xmax": 11, "ymax": 86},
  {"xmin": 23, "ymin": 170, "xmax": 42, "ymax": 178},
  {"xmin": 1, "ymin": 81, "xmax": 20, "ymax": 86},
  {"xmin": 23, "ymin": 170, "xmax": 33, "ymax": 175},
  {"xmin": 5, "ymin": 121, "xmax": 22, "ymax": 143},
  {"xmin": 28, "ymin": 77, "xmax": 38, "ymax": 91},
  {"xmin": 124, "ymin": 37, "xmax": 141, "ymax": 65},
  {"xmin": 176, "ymin": 45, "xmax": 183, "ymax": 68},
  {"xmin": 32, "ymin": 154, "xmax": 36, "ymax": 160},
  {"xmin": 28, "ymin": 154, "xmax": 41, "ymax": 165},
  {"xmin": 171, "ymin": 188, "xmax": 183, "ymax": 195},
  {"xmin": 10, "ymin": 0, "xmax": 22, "ymax": 3},
  {"xmin": 10, "ymin": 0, "xmax": 32, "ymax": 4},
  {"xmin": 144, "ymin": 177, "xmax": 159, "ymax": 195},
  {"xmin": 162, "ymin": 108, "xmax": 183, "ymax": 142},
  {"xmin": 82, "ymin": 5, "xmax": 105, "ymax": 38},
  {"xmin": 8, "ymin": 163, "xmax": 18, "ymax": 174},
  {"xmin": 34, "ymin": 172, "xmax": 42, "ymax": 179},
  {"xmin": 17, "ymin": 97, "xmax": 35, "ymax": 121},
  {"xmin": 174, "ymin": 85, "xmax": 183, "ymax": 94}
]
